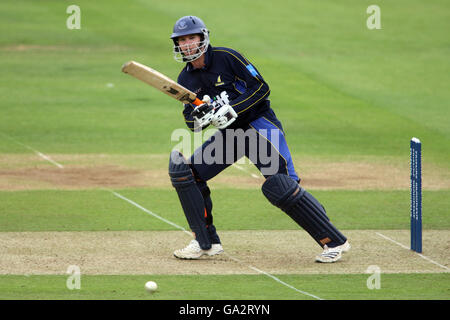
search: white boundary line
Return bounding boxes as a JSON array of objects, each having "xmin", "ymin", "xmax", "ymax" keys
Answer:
[
  {"xmin": 0, "ymin": 132, "xmax": 64, "ymax": 168},
  {"xmin": 109, "ymin": 190, "xmax": 323, "ymax": 300},
  {"xmin": 375, "ymin": 232, "xmax": 449, "ymax": 272}
]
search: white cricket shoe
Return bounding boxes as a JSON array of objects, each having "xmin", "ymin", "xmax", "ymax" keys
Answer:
[
  {"xmin": 173, "ymin": 239, "xmax": 224, "ymax": 260},
  {"xmin": 315, "ymin": 241, "xmax": 351, "ymax": 263}
]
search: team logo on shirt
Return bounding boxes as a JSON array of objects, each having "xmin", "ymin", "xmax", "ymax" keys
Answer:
[{"xmin": 215, "ymin": 75, "xmax": 225, "ymax": 86}]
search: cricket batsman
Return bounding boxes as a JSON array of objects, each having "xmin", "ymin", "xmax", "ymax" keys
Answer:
[{"xmin": 168, "ymin": 16, "xmax": 350, "ymax": 262}]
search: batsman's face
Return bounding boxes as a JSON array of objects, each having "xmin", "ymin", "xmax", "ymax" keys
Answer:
[{"xmin": 177, "ymin": 34, "xmax": 202, "ymax": 56}]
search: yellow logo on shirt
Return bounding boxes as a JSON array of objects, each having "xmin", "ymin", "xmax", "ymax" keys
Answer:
[{"xmin": 215, "ymin": 75, "xmax": 225, "ymax": 86}]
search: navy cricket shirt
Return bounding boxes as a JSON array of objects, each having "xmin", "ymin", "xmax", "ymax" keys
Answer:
[{"xmin": 177, "ymin": 45, "xmax": 273, "ymax": 130}]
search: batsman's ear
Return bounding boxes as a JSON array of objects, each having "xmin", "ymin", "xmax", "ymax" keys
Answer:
[{"xmin": 172, "ymin": 38, "xmax": 180, "ymax": 52}]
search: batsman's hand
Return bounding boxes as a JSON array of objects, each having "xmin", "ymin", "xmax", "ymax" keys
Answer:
[
  {"xmin": 191, "ymin": 95, "xmax": 214, "ymax": 128},
  {"xmin": 211, "ymin": 104, "xmax": 238, "ymax": 129}
]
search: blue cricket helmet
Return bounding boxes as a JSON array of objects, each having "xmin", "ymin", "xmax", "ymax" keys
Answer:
[
  {"xmin": 171, "ymin": 15, "xmax": 209, "ymax": 39},
  {"xmin": 171, "ymin": 16, "xmax": 210, "ymax": 63}
]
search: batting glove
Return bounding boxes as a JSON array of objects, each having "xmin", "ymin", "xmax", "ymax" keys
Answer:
[
  {"xmin": 191, "ymin": 95, "xmax": 214, "ymax": 128},
  {"xmin": 211, "ymin": 104, "xmax": 238, "ymax": 129}
]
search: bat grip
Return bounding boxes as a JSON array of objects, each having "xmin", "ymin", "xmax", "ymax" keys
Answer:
[{"xmin": 192, "ymin": 98, "xmax": 204, "ymax": 106}]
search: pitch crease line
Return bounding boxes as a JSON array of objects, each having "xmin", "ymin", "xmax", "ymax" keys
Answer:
[
  {"xmin": 232, "ymin": 163, "xmax": 261, "ymax": 179},
  {"xmin": 109, "ymin": 190, "xmax": 191, "ymax": 235},
  {"xmin": 110, "ymin": 190, "xmax": 323, "ymax": 300},
  {"xmin": 0, "ymin": 132, "xmax": 64, "ymax": 168},
  {"xmin": 376, "ymin": 232, "xmax": 449, "ymax": 271},
  {"xmin": 224, "ymin": 253, "xmax": 323, "ymax": 300}
]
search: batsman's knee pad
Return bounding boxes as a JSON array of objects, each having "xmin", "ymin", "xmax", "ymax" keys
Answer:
[
  {"xmin": 262, "ymin": 173, "xmax": 303, "ymax": 211},
  {"xmin": 262, "ymin": 174, "xmax": 346, "ymax": 247},
  {"xmin": 169, "ymin": 151, "xmax": 211, "ymax": 249},
  {"xmin": 169, "ymin": 151, "xmax": 195, "ymax": 188}
]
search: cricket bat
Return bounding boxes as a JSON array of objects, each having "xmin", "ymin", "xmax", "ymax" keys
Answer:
[{"xmin": 121, "ymin": 61, "xmax": 203, "ymax": 106}]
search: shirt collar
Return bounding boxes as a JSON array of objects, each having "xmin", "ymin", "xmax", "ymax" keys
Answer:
[{"xmin": 186, "ymin": 45, "xmax": 213, "ymax": 72}]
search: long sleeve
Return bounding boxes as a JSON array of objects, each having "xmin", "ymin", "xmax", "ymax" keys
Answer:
[
  {"xmin": 182, "ymin": 103, "xmax": 196, "ymax": 131},
  {"xmin": 216, "ymin": 48, "xmax": 270, "ymax": 116}
]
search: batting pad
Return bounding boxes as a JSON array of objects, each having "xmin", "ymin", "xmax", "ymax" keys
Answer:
[
  {"xmin": 262, "ymin": 174, "xmax": 347, "ymax": 248},
  {"xmin": 169, "ymin": 151, "xmax": 211, "ymax": 250}
]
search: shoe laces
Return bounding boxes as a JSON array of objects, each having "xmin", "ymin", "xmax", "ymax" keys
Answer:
[
  {"xmin": 322, "ymin": 245, "xmax": 342, "ymax": 254},
  {"xmin": 185, "ymin": 240, "xmax": 200, "ymax": 250}
]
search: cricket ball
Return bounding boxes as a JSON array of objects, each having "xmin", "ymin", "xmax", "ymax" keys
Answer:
[{"xmin": 145, "ymin": 281, "xmax": 158, "ymax": 293}]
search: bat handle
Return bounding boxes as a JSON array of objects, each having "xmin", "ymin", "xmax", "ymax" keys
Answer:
[{"xmin": 192, "ymin": 98, "xmax": 204, "ymax": 106}]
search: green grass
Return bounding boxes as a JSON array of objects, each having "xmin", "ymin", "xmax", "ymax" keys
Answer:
[
  {"xmin": 0, "ymin": 0, "xmax": 449, "ymax": 166},
  {"xmin": 0, "ymin": 0, "xmax": 448, "ymax": 301},
  {"xmin": 0, "ymin": 189, "xmax": 449, "ymax": 232},
  {"xmin": 0, "ymin": 274, "xmax": 448, "ymax": 300}
]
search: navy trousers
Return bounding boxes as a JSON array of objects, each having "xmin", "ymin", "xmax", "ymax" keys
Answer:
[
  {"xmin": 189, "ymin": 114, "xmax": 299, "ymax": 183},
  {"xmin": 186, "ymin": 112, "xmax": 299, "ymax": 245}
]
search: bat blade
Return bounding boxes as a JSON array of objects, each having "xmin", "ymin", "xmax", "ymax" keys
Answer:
[{"xmin": 121, "ymin": 61, "xmax": 203, "ymax": 106}]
